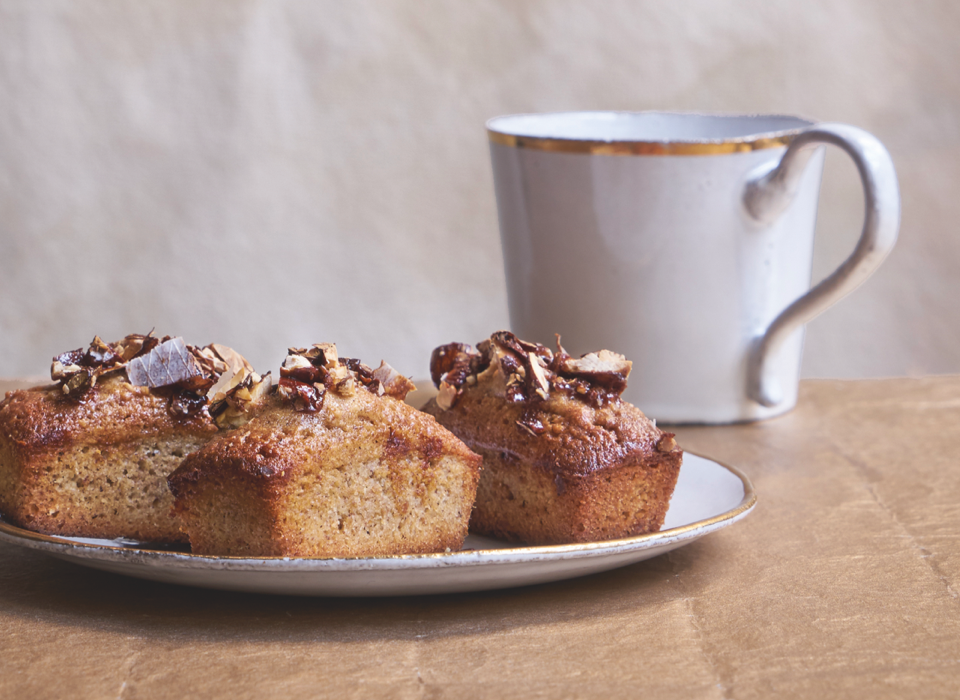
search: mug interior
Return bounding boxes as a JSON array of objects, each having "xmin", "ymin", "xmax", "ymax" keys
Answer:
[{"xmin": 487, "ymin": 112, "xmax": 813, "ymax": 144}]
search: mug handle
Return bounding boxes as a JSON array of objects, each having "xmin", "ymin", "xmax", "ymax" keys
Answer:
[{"xmin": 742, "ymin": 123, "xmax": 901, "ymax": 407}]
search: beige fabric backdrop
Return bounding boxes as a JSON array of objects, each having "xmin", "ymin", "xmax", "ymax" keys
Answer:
[{"xmin": 1, "ymin": 0, "xmax": 958, "ymax": 380}]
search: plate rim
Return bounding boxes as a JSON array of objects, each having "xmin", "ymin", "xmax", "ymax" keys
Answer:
[{"xmin": 0, "ymin": 451, "xmax": 756, "ymax": 571}]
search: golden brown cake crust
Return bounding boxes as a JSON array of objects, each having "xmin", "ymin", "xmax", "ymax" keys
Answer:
[
  {"xmin": 171, "ymin": 392, "xmax": 477, "ymax": 498},
  {"xmin": 423, "ymin": 331, "xmax": 682, "ymax": 545},
  {"xmin": 424, "ymin": 392, "xmax": 681, "ymax": 543},
  {"xmin": 169, "ymin": 349, "xmax": 482, "ymax": 558},
  {"xmin": 423, "ymin": 389, "xmax": 664, "ymax": 479},
  {"xmin": 0, "ymin": 334, "xmax": 268, "ymax": 542},
  {"xmin": 0, "ymin": 377, "xmax": 216, "ymax": 453},
  {"xmin": 0, "ymin": 376, "xmax": 218, "ymax": 541}
]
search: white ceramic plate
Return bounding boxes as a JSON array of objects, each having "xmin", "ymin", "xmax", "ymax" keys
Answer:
[{"xmin": 0, "ymin": 453, "xmax": 755, "ymax": 596}]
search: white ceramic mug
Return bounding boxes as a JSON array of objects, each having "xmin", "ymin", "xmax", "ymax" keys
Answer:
[{"xmin": 488, "ymin": 112, "xmax": 900, "ymax": 423}]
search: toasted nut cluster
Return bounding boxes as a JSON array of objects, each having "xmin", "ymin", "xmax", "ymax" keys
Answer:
[
  {"xmin": 51, "ymin": 334, "xmax": 147, "ymax": 396},
  {"xmin": 277, "ymin": 343, "xmax": 416, "ymax": 413},
  {"xmin": 50, "ymin": 333, "xmax": 271, "ymax": 426},
  {"xmin": 203, "ymin": 345, "xmax": 273, "ymax": 429},
  {"xmin": 429, "ymin": 331, "xmax": 633, "ymax": 411}
]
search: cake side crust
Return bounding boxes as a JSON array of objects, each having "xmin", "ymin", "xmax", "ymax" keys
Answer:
[
  {"xmin": 450, "ymin": 441, "xmax": 681, "ymax": 545},
  {"xmin": 421, "ymin": 388, "xmax": 666, "ymax": 478},
  {"xmin": 0, "ymin": 376, "xmax": 220, "ymax": 541},
  {"xmin": 169, "ymin": 391, "xmax": 482, "ymax": 557},
  {"xmin": 422, "ymin": 331, "xmax": 683, "ymax": 545}
]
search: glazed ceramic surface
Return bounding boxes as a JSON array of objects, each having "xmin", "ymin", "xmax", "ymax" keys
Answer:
[
  {"xmin": 0, "ymin": 453, "xmax": 755, "ymax": 597},
  {"xmin": 488, "ymin": 112, "xmax": 900, "ymax": 423}
]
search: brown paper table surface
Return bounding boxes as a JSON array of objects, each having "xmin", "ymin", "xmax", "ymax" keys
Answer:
[{"xmin": 1, "ymin": 377, "xmax": 958, "ymax": 699}]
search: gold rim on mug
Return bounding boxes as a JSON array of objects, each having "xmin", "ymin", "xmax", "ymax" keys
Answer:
[{"xmin": 487, "ymin": 112, "xmax": 809, "ymax": 156}]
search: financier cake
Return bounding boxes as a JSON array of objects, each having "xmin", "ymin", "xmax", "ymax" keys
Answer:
[
  {"xmin": 168, "ymin": 343, "xmax": 482, "ymax": 557},
  {"xmin": 422, "ymin": 331, "xmax": 682, "ymax": 545},
  {"xmin": 0, "ymin": 333, "xmax": 270, "ymax": 542}
]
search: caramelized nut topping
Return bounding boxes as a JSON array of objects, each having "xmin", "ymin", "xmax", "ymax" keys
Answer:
[
  {"xmin": 277, "ymin": 377, "xmax": 324, "ymax": 413},
  {"xmin": 209, "ymin": 370, "xmax": 272, "ymax": 428},
  {"xmin": 50, "ymin": 332, "xmax": 268, "ymax": 425},
  {"xmin": 516, "ymin": 412, "xmax": 547, "ymax": 436},
  {"xmin": 557, "ymin": 349, "xmax": 632, "ymax": 395},
  {"xmin": 277, "ymin": 344, "xmax": 416, "ymax": 410},
  {"xmin": 314, "ymin": 343, "xmax": 339, "ymax": 369},
  {"xmin": 372, "ymin": 361, "xmax": 417, "ymax": 400},
  {"xmin": 428, "ymin": 331, "xmax": 633, "ymax": 410},
  {"xmin": 335, "ymin": 376, "xmax": 357, "ymax": 397},
  {"xmin": 114, "ymin": 333, "xmax": 160, "ymax": 362}
]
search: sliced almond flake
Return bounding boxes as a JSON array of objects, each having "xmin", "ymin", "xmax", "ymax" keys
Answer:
[
  {"xmin": 282, "ymin": 355, "xmax": 314, "ymax": 372},
  {"xmin": 371, "ymin": 360, "xmax": 401, "ymax": 386},
  {"xmin": 371, "ymin": 361, "xmax": 417, "ymax": 400},
  {"xmin": 211, "ymin": 343, "xmax": 253, "ymax": 374},
  {"xmin": 242, "ymin": 374, "xmax": 269, "ymax": 405},
  {"xmin": 206, "ymin": 365, "xmax": 247, "ymax": 403},
  {"xmin": 247, "ymin": 372, "xmax": 272, "ymax": 402},
  {"xmin": 51, "ymin": 361, "xmax": 83, "ymax": 380},
  {"xmin": 527, "ymin": 352, "xmax": 550, "ymax": 399},
  {"xmin": 196, "ymin": 347, "xmax": 229, "ymax": 374},
  {"xmin": 561, "ymin": 350, "xmax": 632, "ymax": 377}
]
